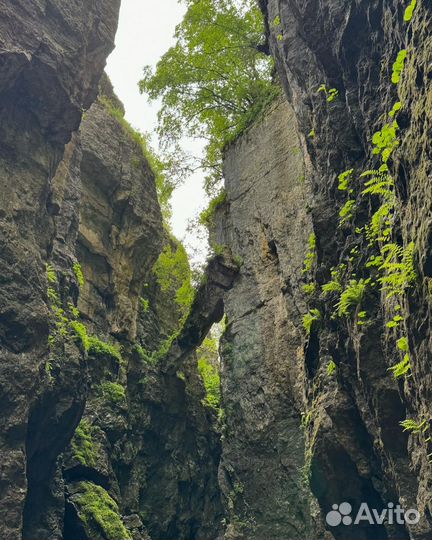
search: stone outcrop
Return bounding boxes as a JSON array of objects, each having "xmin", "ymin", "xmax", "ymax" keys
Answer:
[
  {"xmin": 0, "ymin": 2, "xmax": 120, "ymax": 538},
  {"xmin": 214, "ymin": 1, "xmax": 431, "ymax": 538},
  {"xmin": 213, "ymin": 97, "xmax": 320, "ymax": 539},
  {"xmin": 60, "ymin": 92, "xmax": 224, "ymax": 540},
  {"xmin": 0, "ymin": 3, "xmax": 223, "ymax": 539}
]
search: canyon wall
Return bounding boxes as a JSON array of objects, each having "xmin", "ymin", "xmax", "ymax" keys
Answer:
[
  {"xmin": 0, "ymin": 3, "xmax": 223, "ymax": 540},
  {"xmin": 0, "ymin": 1, "xmax": 431, "ymax": 540}
]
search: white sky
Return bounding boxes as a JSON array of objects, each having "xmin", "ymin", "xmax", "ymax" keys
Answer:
[{"xmin": 106, "ymin": 0, "xmax": 209, "ymax": 265}]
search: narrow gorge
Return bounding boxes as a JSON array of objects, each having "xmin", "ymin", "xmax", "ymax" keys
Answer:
[{"xmin": 0, "ymin": 1, "xmax": 431, "ymax": 540}]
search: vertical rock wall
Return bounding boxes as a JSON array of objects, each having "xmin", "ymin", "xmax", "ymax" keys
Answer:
[
  {"xmin": 0, "ymin": 2, "xmax": 120, "ymax": 538},
  {"xmin": 214, "ymin": 98, "xmax": 320, "ymax": 539}
]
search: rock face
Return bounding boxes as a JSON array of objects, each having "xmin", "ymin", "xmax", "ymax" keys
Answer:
[
  {"xmin": 0, "ymin": 2, "xmax": 120, "ymax": 538},
  {"xmin": 213, "ymin": 98, "xmax": 319, "ymax": 539},
  {"xmin": 0, "ymin": 3, "xmax": 223, "ymax": 540},
  {"xmin": 211, "ymin": 1, "xmax": 431, "ymax": 539},
  {"xmin": 1, "ymin": 1, "xmax": 431, "ymax": 539}
]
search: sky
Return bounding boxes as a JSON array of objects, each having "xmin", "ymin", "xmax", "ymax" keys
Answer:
[{"xmin": 105, "ymin": 0, "xmax": 209, "ymax": 265}]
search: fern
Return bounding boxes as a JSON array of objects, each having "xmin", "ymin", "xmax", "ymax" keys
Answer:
[
  {"xmin": 379, "ymin": 242, "xmax": 416, "ymax": 298},
  {"xmin": 361, "ymin": 168, "xmax": 395, "ymax": 199},
  {"xmin": 338, "ymin": 169, "xmax": 354, "ymax": 191},
  {"xmin": 339, "ymin": 199, "xmax": 356, "ymax": 225},
  {"xmin": 302, "ymin": 308, "xmax": 321, "ymax": 335},
  {"xmin": 336, "ymin": 279, "xmax": 368, "ymax": 317},
  {"xmin": 303, "ymin": 233, "xmax": 317, "ymax": 273},
  {"xmin": 46, "ymin": 263, "xmax": 57, "ymax": 284},
  {"xmin": 389, "ymin": 353, "xmax": 410, "ymax": 378}
]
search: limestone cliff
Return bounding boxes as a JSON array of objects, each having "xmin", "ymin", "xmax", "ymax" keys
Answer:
[
  {"xmin": 0, "ymin": 3, "xmax": 223, "ymax": 540},
  {"xmin": 0, "ymin": 1, "xmax": 120, "ymax": 538},
  {"xmin": 1, "ymin": 1, "xmax": 431, "ymax": 540},
  {"xmin": 212, "ymin": 1, "xmax": 432, "ymax": 539}
]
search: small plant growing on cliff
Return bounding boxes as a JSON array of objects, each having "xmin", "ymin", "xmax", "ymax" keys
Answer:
[
  {"xmin": 303, "ymin": 233, "xmax": 317, "ymax": 273},
  {"xmin": 74, "ymin": 482, "xmax": 132, "ymax": 540},
  {"xmin": 99, "ymin": 382, "xmax": 126, "ymax": 404},
  {"xmin": 139, "ymin": 297, "xmax": 150, "ymax": 312},
  {"xmin": 404, "ymin": 0, "xmax": 417, "ymax": 22},
  {"xmin": 327, "ymin": 359, "xmax": 337, "ymax": 376},
  {"xmin": 70, "ymin": 321, "xmax": 90, "ymax": 352},
  {"xmin": 199, "ymin": 189, "xmax": 227, "ymax": 227},
  {"xmin": 336, "ymin": 279, "xmax": 368, "ymax": 317},
  {"xmin": 339, "ymin": 199, "xmax": 356, "ymax": 225},
  {"xmin": 46, "ymin": 263, "xmax": 57, "ymax": 283},
  {"xmin": 370, "ymin": 123, "xmax": 400, "ymax": 162},
  {"xmin": 303, "ymin": 282, "xmax": 317, "ymax": 295},
  {"xmin": 302, "ymin": 308, "xmax": 321, "ymax": 335},
  {"xmin": 391, "ymin": 49, "xmax": 407, "ymax": 84},
  {"xmin": 338, "ymin": 169, "xmax": 354, "ymax": 191},
  {"xmin": 71, "ymin": 420, "xmax": 99, "ymax": 467},
  {"xmin": 73, "ymin": 262, "xmax": 85, "ymax": 287},
  {"xmin": 400, "ymin": 418, "xmax": 428, "ymax": 434},
  {"xmin": 388, "ymin": 336, "xmax": 411, "ymax": 378},
  {"xmin": 378, "ymin": 242, "xmax": 416, "ymax": 298},
  {"xmin": 318, "ymin": 84, "xmax": 339, "ymax": 103},
  {"xmin": 88, "ymin": 336, "xmax": 122, "ymax": 364}
]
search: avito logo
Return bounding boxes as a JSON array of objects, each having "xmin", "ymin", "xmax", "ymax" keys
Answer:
[{"xmin": 326, "ymin": 502, "xmax": 420, "ymax": 527}]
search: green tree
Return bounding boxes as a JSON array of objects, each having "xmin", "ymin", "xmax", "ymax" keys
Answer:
[
  {"xmin": 153, "ymin": 240, "xmax": 195, "ymax": 317},
  {"xmin": 139, "ymin": 0, "xmax": 276, "ymax": 195}
]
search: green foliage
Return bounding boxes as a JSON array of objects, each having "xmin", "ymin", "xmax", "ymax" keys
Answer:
[
  {"xmin": 400, "ymin": 418, "xmax": 428, "ymax": 434},
  {"xmin": 303, "ymin": 233, "xmax": 317, "ymax": 273},
  {"xmin": 338, "ymin": 169, "xmax": 354, "ymax": 191},
  {"xmin": 135, "ymin": 344, "xmax": 158, "ymax": 366},
  {"xmin": 322, "ymin": 280, "xmax": 342, "ymax": 296},
  {"xmin": 75, "ymin": 482, "xmax": 132, "ymax": 540},
  {"xmin": 365, "ymin": 202, "xmax": 394, "ymax": 243},
  {"xmin": 389, "ymin": 101, "xmax": 402, "ymax": 118},
  {"xmin": 99, "ymin": 382, "xmax": 126, "ymax": 404},
  {"xmin": 302, "ymin": 308, "xmax": 321, "ymax": 335},
  {"xmin": 70, "ymin": 321, "xmax": 90, "ymax": 352},
  {"xmin": 211, "ymin": 243, "xmax": 226, "ymax": 256},
  {"xmin": 361, "ymin": 167, "xmax": 395, "ymax": 198},
  {"xmin": 389, "ymin": 352, "xmax": 411, "ymax": 378},
  {"xmin": 140, "ymin": 297, "xmax": 150, "ymax": 312},
  {"xmin": 327, "ymin": 359, "xmax": 337, "ymax": 376},
  {"xmin": 371, "ymin": 123, "xmax": 400, "ymax": 162},
  {"xmin": 303, "ymin": 282, "xmax": 317, "ymax": 295},
  {"xmin": 404, "ymin": 0, "xmax": 417, "ymax": 22},
  {"xmin": 273, "ymin": 15, "xmax": 281, "ymax": 26},
  {"xmin": 139, "ymin": 0, "xmax": 276, "ymax": 194},
  {"xmin": 88, "ymin": 336, "xmax": 123, "ymax": 364},
  {"xmin": 73, "ymin": 262, "xmax": 85, "ymax": 287},
  {"xmin": 197, "ymin": 337, "xmax": 221, "ymax": 409},
  {"xmin": 153, "ymin": 241, "xmax": 195, "ymax": 316},
  {"xmin": 339, "ymin": 199, "xmax": 356, "ymax": 225},
  {"xmin": 46, "ymin": 263, "xmax": 57, "ymax": 283},
  {"xmin": 378, "ymin": 241, "xmax": 417, "ymax": 298},
  {"xmin": 336, "ymin": 279, "xmax": 368, "ymax": 317},
  {"xmin": 71, "ymin": 420, "xmax": 99, "ymax": 467},
  {"xmin": 391, "ymin": 49, "xmax": 407, "ymax": 84},
  {"xmin": 318, "ymin": 84, "xmax": 339, "ymax": 103},
  {"xmin": 199, "ymin": 190, "xmax": 227, "ymax": 227}
]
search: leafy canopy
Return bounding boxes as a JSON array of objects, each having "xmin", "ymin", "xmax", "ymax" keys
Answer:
[{"xmin": 139, "ymin": 0, "xmax": 276, "ymax": 195}]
